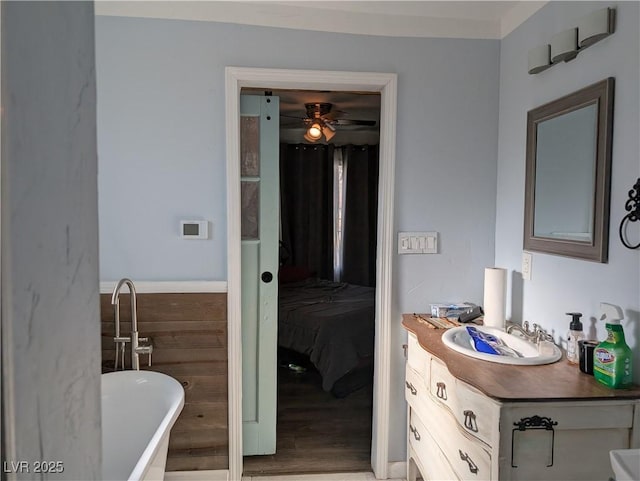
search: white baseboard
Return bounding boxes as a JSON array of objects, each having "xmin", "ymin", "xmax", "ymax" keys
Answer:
[
  {"xmin": 387, "ymin": 461, "xmax": 407, "ymax": 479},
  {"xmin": 165, "ymin": 470, "xmax": 228, "ymax": 481},
  {"xmin": 100, "ymin": 280, "xmax": 228, "ymax": 294}
]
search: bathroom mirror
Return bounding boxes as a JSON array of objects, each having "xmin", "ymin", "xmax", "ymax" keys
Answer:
[{"xmin": 524, "ymin": 78, "xmax": 614, "ymax": 262}]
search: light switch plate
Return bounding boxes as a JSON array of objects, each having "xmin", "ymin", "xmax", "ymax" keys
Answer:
[
  {"xmin": 522, "ymin": 251, "xmax": 532, "ymax": 280},
  {"xmin": 398, "ymin": 231, "xmax": 438, "ymax": 254}
]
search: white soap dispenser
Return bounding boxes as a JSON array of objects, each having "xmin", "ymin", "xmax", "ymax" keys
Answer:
[{"xmin": 566, "ymin": 312, "xmax": 584, "ymax": 365}]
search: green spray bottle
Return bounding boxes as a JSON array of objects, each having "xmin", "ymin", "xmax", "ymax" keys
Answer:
[{"xmin": 593, "ymin": 303, "xmax": 633, "ymax": 389}]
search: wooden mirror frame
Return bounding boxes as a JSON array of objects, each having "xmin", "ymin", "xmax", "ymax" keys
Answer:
[{"xmin": 524, "ymin": 78, "xmax": 614, "ymax": 263}]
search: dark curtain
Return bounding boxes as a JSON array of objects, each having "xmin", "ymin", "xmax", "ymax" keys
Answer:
[
  {"xmin": 280, "ymin": 143, "xmax": 335, "ymax": 279},
  {"xmin": 342, "ymin": 145, "xmax": 379, "ymax": 287}
]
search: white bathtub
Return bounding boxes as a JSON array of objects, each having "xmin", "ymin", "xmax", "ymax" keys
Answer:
[{"xmin": 102, "ymin": 371, "xmax": 185, "ymax": 481}]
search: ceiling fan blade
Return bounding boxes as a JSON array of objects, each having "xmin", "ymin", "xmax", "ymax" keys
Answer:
[
  {"xmin": 323, "ymin": 109, "xmax": 347, "ymax": 120},
  {"xmin": 281, "ymin": 114, "xmax": 308, "ymax": 120},
  {"xmin": 280, "ymin": 115, "xmax": 313, "ymax": 128},
  {"xmin": 331, "ymin": 119, "xmax": 377, "ymax": 126}
]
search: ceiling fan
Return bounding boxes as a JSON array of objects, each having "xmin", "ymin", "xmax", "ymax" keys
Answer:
[{"xmin": 285, "ymin": 102, "xmax": 377, "ymax": 143}]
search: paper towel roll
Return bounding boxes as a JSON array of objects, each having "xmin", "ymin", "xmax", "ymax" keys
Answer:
[{"xmin": 483, "ymin": 267, "xmax": 507, "ymax": 329}]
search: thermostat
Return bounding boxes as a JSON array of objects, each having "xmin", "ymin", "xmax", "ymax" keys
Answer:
[{"xmin": 180, "ymin": 220, "xmax": 209, "ymax": 239}]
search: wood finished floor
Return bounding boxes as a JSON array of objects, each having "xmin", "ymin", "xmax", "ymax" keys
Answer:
[{"xmin": 243, "ymin": 361, "xmax": 373, "ymax": 476}]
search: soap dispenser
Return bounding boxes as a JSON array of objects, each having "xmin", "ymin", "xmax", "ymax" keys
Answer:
[{"xmin": 566, "ymin": 312, "xmax": 584, "ymax": 365}]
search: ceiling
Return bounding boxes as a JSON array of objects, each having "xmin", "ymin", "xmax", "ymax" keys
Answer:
[{"xmin": 95, "ymin": 1, "xmax": 548, "ymax": 39}]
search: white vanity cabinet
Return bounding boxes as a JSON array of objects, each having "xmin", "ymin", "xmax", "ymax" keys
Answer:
[
  {"xmin": 406, "ymin": 332, "xmax": 498, "ymax": 481},
  {"xmin": 403, "ymin": 318, "xmax": 640, "ymax": 481}
]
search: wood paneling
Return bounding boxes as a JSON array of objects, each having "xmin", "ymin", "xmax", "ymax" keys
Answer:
[{"xmin": 100, "ymin": 292, "xmax": 228, "ymax": 472}]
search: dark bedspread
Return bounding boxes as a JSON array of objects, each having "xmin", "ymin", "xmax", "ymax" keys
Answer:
[{"xmin": 278, "ymin": 279, "xmax": 375, "ymax": 391}]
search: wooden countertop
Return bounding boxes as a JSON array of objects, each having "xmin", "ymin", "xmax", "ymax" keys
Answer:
[{"xmin": 403, "ymin": 314, "xmax": 640, "ymax": 402}]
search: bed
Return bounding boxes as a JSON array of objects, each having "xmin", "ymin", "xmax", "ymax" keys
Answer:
[{"xmin": 277, "ymin": 278, "xmax": 375, "ymax": 395}]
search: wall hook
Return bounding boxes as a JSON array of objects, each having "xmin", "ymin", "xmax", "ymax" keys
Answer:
[{"xmin": 619, "ymin": 177, "xmax": 640, "ymax": 249}]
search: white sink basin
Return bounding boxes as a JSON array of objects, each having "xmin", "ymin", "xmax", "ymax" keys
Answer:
[
  {"xmin": 610, "ymin": 449, "xmax": 640, "ymax": 481},
  {"xmin": 441, "ymin": 326, "xmax": 562, "ymax": 365}
]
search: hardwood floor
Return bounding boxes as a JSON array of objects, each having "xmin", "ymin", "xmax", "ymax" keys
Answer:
[{"xmin": 243, "ymin": 355, "xmax": 373, "ymax": 476}]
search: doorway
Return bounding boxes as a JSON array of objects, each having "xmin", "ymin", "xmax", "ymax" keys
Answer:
[
  {"xmin": 226, "ymin": 67, "xmax": 397, "ymax": 481},
  {"xmin": 242, "ymin": 88, "xmax": 381, "ymax": 476}
]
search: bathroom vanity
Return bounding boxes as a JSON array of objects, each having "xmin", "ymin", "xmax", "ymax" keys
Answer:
[{"xmin": 403, "ymin": 314, "xmax": 640, "ymax": 481}]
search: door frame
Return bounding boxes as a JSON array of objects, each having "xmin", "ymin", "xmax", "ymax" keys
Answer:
[{"xmin": 225, "ymin": 67, "xmax": 397, "ymax": 481}]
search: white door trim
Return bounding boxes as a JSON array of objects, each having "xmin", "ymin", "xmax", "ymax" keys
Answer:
[{"xmin": 225, "ymin": 67, "xmax": 397, "ymax": 481}]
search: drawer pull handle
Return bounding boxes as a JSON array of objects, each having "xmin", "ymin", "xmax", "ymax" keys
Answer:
[
  {"xmin": 463, "ymin": 409, "xmax": 478, "ymax": 432},
  {"xmin": 409, "ymin": 424, "xmax": 421, "ymax": 441},
  {"xmin": 459, "ymin": 449, "xmax": 478, "ymax": 474},
  {"xmin": 405, "ymin": 381, "xmax": 417, "ymax": 395},
  {"xmin": 436, "ymin": 382, "xmax": 447, "ymax": 400}
]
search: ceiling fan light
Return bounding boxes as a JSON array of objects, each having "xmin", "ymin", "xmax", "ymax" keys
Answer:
[
  {"xmin": 322, "ymin": 125, "xmax": 336, "ymax": 141},
  {"xmin": 303, "ymin": 131, "xmax": 319, "ymax": 143},
  {"xmin": 304, "ymin": 122, "xmax": 322, "ymax": 142},
  {"xmin": 309, "ymin": 123, "xmax": 322, "ymax": 139}
]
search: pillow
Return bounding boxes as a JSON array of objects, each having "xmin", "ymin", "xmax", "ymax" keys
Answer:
[{"xmin": 278, "ymin": 265, "xmax": 312, "ymax": 284}]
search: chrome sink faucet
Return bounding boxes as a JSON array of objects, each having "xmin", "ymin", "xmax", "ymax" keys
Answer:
[
  {"xmin": 111, "ymin": 278, "xmax": 153, "ymax": 370},
  {"xmin": 506, "ymin": 321, "xmax": 553, "ymax": 344}
]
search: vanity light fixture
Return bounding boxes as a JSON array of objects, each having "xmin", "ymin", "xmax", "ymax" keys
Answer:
[
  {"xmin": 528, "ymin": 44, "xmax": 551, "ymax": 74},
  {"xmin": 550, "ymin": 28, "xmax": 578, "ymax": 63},
  {"xmin": 527, "ymin": 6, "xmax": 615, "ymax": 75},
  {"xmin": 578, "ymin": 7, "xmax": 615, "ymax": 48}
]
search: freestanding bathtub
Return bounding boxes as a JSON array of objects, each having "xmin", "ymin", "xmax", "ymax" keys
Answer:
[{"xmin": 102, "ymin": 371, "xmax": 185, "ymax": 481}]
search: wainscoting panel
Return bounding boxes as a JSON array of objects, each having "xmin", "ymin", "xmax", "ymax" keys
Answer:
[{"xmin": 100, "ymin": 292, "xmax": 228, "ymax": 471}]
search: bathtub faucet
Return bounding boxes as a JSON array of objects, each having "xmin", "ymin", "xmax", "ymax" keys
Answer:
[{"xmin": 111, "ymin": 278, "xmax": 153, "ymax": 370}]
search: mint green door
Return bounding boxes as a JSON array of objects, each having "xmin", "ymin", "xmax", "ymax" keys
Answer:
[{"xmin": 240, "ymin": 95, "xmax": 279, "ymax": 455}]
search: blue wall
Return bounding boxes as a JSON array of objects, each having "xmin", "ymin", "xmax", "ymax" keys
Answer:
[
  {"xmin": 495, "ymin": 1, "xmax": 640, "ymax": 382},
  {"xmin": 95, "ymin": 15, "xmax": 501, "ymax": 461},
  {"xmin": 96, "ymin": 1, "xmax": 640, "ymax": 463},
  {"xmin": 95, "ymin": 16, "xmax": 500, "ymax": 286}
]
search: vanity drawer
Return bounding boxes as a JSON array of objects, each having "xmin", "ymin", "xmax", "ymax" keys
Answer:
[
  {"xmin": 409, "ymin": 408, "xmax": 461, "ymax": 481},
  {"xmin": 430, "ymin": 356, "xmax": 498, "ymax": 447},
  {"xmin": 430, "ymin": 357, "xmax": 456, "ymax": 409},
  {"xmin": 405, "ymin": 365, "xmax": 429, "ymax": 419},
  {"xmin": 407, "ymin": 332, "xmax": 430, "ymax": 380},
  {"xmin": 423, "ymin": 400, "xmax": 492, "ymax": 481}
]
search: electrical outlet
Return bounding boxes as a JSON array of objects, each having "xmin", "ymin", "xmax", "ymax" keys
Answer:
[{"xmin": 522, "ymin": 252, "xmax": 532, "ymax": 280}]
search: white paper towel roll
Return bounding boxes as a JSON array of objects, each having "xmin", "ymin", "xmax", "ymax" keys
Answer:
[{"xmin": 483, "ymin": 267, "xmax": 507, "ymax": 329}]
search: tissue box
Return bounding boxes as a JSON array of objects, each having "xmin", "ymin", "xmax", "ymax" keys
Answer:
[{"xmin": 430, "ymin": 302, "xmax": 475, "ymax": 318}]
